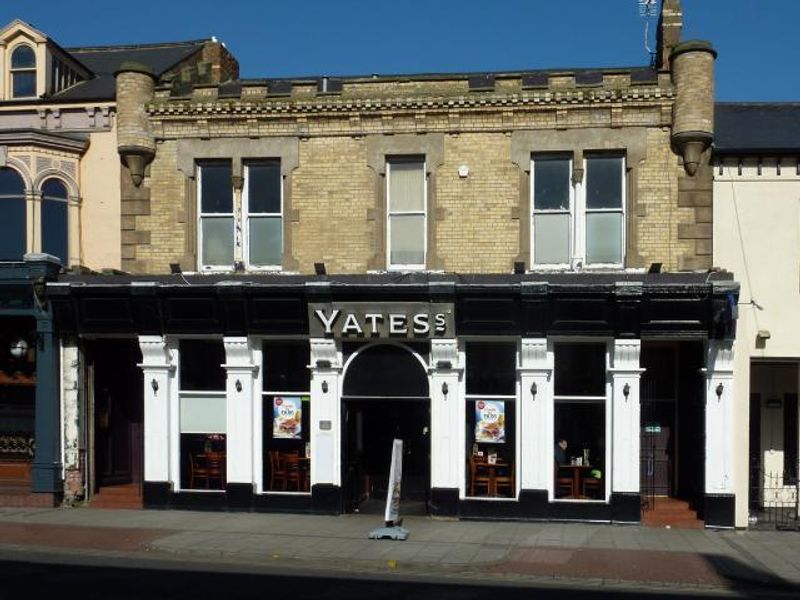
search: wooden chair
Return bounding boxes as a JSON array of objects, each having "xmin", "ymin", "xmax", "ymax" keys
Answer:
[
  {"xmin": 554, "ymin": 463, "xmax": 573, "ymax": 498},
  {"xmin": 469, "ymin": 456, "xmax": 491, "ymax": 497},
  {"xmin": 191, "ymin": 451, "xmax": 225, "ymax": 489},
  {"xmin": 495, "ymin": 463, "xmax": 515, "ymax": 497},
  {"xmin": 268, "ymin": 450, "xmax": 287, "ymax": 490},
  {"xmin": 582, "ymin": 475, "xmax": 602, "ymax": 499},
  {"xmin": 283, "ymin": 453, "xmax": 303, "ymax": 491},
  {"xmin": 189, "ymin": 452, "xmax": 208, "ymax": 489}
]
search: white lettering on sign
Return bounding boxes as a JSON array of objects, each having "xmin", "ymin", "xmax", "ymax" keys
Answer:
[
  {"xmin": 434, "ymin": 313, "xmax": 446, "ymax": 334},
  {"xmin": 412, "ymin": 313, "xmax": 430, "ymax": 334},
  {"xmin": 364, "ymin": 313, "xmax": 383, "ymax": 336},
  {"xmin": 314, "ymin": 309, "xmax": 340, "ymax": 334},
  {"xmin": 389, "ymin": 314, "xmax": 407, "ymax": 334},
  {"xmin": 312, "ymin": 307, "xmax": 449, "ymax": 338},
  {"xmin": 341, "ymin": 313, "xmax": 363, "ymax": 335}
]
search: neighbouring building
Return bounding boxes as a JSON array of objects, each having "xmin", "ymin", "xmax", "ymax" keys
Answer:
[
  {"xmin": 0, "ymin": 18, "xmax": 236, "ymax": 506},
  {"xmin": 713, "ymin": 103, "xmax": 800, "ymax": 529}
]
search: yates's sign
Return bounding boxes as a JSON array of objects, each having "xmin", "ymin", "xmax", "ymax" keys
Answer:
[{"xmin": 309, "ymin": 302, "xmax": 454, "ymax": 339}]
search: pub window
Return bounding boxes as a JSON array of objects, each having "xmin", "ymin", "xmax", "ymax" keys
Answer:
[
  {"xmin": 387, "ymin": 157, "xmax": 426, "ymax": 270},
  {"xmin": 262, "ymin": 341, "xmax": 311, "ymax": 493},
  {"xmin": 178, "ymin": 340, "xmax": 226, "ymax": 491},
  {"xmin": 0, "ymin": 168, "xmax": 26, "ymax": 260},
  {"xmin": 11, "ymin": 45, "xmax": 36, "ymax": 98},
  {"xmin": 40, "ymin": 178, "xmax": 69, "ymax": 265},
  {"xmin": 465, "ymin": 341, "xmax": 516, "ymax": 499},
  {"xmin": 553, "ymin": 342, "xmax": 607, "ymax": 501},
  {"xmin": 244, "ymin": 160, "xmax": 282, "ymax": 268},
  {"xmin": 198, "ymin": 161, "xmax": 234, "ymax": 269}
]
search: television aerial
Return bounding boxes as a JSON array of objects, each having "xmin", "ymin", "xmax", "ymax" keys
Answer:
[{"xmin": 638, "ymin": 0, "xmax": 659, "ymax": 63}]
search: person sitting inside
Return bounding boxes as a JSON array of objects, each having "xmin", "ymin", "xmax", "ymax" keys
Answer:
[{"xmin": 555, "ymin": 438, "xmax": 568, "ymax": 465}]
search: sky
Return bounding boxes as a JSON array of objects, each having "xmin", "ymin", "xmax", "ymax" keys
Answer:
[{"xmin": 2, "ymin": 0, "xmax": 798, "ymax": 101}]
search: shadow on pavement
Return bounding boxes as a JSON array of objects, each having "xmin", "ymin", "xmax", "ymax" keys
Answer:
[{"xmin": 0, "ymin": 556, "xmax": 797, "ymax": 600}]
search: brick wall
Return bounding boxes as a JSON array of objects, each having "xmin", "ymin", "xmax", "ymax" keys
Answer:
[
  {"xmin": 291, "ymin": 137, "xmax": 374, "ymax": 273},
  {"xmin": 436, "ymin": 133, "xmax": 519, "ymax": 272}
]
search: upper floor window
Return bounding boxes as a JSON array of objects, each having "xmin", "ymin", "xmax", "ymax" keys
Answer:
[
  {"xmin": 0, "ymin": 167, "xmax": 26, "ymax": 260},
  {"xmin": 11, "ymin": 45, "xmax": 36, "ymax": 98},
  {"xmin": 531, "ymin": 154, "xmax": 625, "ymax": 268},
  {"xmin": 197, "ymin": 159, "xmax": 283, "ymax": 270},
  {"xmin": 244, "ymin": 160, "xmax": 282, "ymax": 268},
  {"xmin": 41, "ymin": 179, "xmax": 69, "ymax": 264},
  {"xmin": 387, "ymin": 157, "xmax": 426, "ymax": 270}
]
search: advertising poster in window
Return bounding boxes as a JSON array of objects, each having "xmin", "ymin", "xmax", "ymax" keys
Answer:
[
  {"xmin": 474, "ymin": 400, "xmax": 505, "ymax": 444},
  {"xmin": 273, "ymin": 396, "xmax": 303, "ymax": 439}
]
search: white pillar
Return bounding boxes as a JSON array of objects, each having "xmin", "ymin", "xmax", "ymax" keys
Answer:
[
  {"xmin": 705, "ymin": 340, "xmax": 735, "ymax": 494},
  {"xmin": 309, "ymin": 338, "xmax": 342, "ymax": 487},
  {"xmin": 223, "ymin": 337, "xmax": 258, "ymax": 486},
  {"xmin": 610, "ymin": 339, "xmax": 645, "ymax": 494},
  {"xmin": 429, "ymin": 339, "xmax": 462, "ymax": 490},
  {"xmin": 138, "ymin": 336, "xmax": 175, "ymax": 484},
  {"xmin": 518, "ymin": 338, "xmax": 553, "ymax": 492},
  {"xmin": 61, "ymin": 337, "xmax": 83, "ymax": 500}
]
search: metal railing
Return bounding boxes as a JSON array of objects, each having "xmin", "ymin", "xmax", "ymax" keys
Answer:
[{"xmin": 749, "ymin": 464, "xmax": 800, "ymax": 530}]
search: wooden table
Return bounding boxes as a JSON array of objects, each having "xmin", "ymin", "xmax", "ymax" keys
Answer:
[{"xmin": 560, "ymin": 464, "xmax": 593, "ymax": 499}]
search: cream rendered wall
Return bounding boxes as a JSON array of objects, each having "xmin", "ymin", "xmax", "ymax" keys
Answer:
[
  {"xmin": 713, "ymin": 157, "xmax": 800, "ymax": 527},
  {"xmin": 80, "ymin": 118, "xmax": 121, "ymax": 270}
]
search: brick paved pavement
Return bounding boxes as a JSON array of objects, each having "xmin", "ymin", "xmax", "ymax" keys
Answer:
[{"xmin": 0, "ymin": 508, "xmax": 799, "ymax": 594}]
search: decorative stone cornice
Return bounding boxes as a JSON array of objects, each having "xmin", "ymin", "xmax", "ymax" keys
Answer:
[{"xmin": 148, "ymin": 86, "xmax": 674, "ymax": 118}]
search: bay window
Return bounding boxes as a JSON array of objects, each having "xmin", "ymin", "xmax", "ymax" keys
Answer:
[
  {"xmin": 531, "ymin": 154, "xmax": 625, "ymax": 267},
  {"xmin": 0, "ymin": 167, "xmax": 26, "ymax": 260},
  {"xmin": 41, "ymin": 179, "xmax": 69, "ymax": 265}
]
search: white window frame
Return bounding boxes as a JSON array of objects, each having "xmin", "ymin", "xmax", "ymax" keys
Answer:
[
  {"xmin": 550, "ymin": 338, "xmax": 612, "ymax": 503},
  {"xmin": 530, "ymin": 154, "xmax": 626, "ymax": 269},
  {"xmin": 462, "ymin": 338, "xmax": 520, "ymax": 501},
  {"xmin": 175, "ymin": 338, "xmax": 227, "ymax": 494},
  {"xmin": 197, "ymin": 161, "xmax": 235, "ymax": 272},
  {"xmin": 39, "ymin": 177, "xmax": 71, "ymax": 266},
  {"xmin": 256, "ymin": 337, "xmax": 312, "ymax": 496},
  {"xmin": 386, "ymin": 158, "xmax": 427, "ymax": 271},
  {"xmin": 530, "ymin": 155, "xmax": 574, "ymax": 269},
  {"xmin": 583, "ymin": 154, "xmax": 626, "ymax": 268},
  {"xmin": 243, "ymin": 160, "xmax": 283, "ymax": 271},
  {"xmin": 9, "ymin": 43, "xmax": 37, "ymax": 99}
]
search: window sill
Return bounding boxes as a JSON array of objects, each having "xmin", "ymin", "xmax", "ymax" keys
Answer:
[
  {"xmin": 462, "ymin": 495, "xmax": 518, "ymax": 502},
  {"xmin": 260, "ymin": 491, "xmax": 312, "ymax": 497}
]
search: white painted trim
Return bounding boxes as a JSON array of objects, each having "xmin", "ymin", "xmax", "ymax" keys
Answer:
[
  {"xmin": 242, "ymin": 160, "xmax": 283, "ymax": 270},
  {"xmin": 386, "ymin": 158, "xmax": 427, "ymax": 271},
  {"xmin": 197, "ymin": 162, "xmax": 235, "ymax": 271}
]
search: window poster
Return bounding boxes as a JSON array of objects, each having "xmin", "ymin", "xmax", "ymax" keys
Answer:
[
  {"xmin": 273, "ymin": 396, "xmax": 303, "ymax": 439},
  {"xmin": 474, "ymin": 400, "xmax": 505, "ymax": 444}
]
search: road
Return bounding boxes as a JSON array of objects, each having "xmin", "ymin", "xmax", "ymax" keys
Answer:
[{"xmin": 0, "ymin": 551, "xmax": 794, "ymax": 599}]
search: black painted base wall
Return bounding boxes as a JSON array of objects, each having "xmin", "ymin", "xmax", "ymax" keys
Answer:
[
  {"xmin": 143, "ymin": 481, "xmax": 340, "ymax": 514},
  {"xmin": 704, "ymin": 494, "xmax": 735, "ymax": 528},
  {"xmin": 145, "ymin": 481, "xmax": 642, "ymax": 523},
  {"xmin": 430, "ymin": 489, "xmax": 641, "ymax": 523}
]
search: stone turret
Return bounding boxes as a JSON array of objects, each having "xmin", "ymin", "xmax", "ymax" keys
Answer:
[
  {"xmin": 670, "ymin": 41, "xmax": 716, "ymax": 176},
  {"xmin": 115, "ymin": 61, "xmax": 156, "ymax": 186}
]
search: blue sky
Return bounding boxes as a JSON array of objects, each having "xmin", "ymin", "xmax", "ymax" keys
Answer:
[{"xmin": 3, "ymin": 1, "xmax": 798, "ymax": 101}]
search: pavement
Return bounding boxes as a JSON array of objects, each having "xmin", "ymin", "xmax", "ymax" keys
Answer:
[{"xmin": 1, "ymin": 506, "xmax": 800, "ymax": 596}]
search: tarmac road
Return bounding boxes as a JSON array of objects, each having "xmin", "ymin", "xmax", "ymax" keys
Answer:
[{"xmin": 0, "ymin": 550, "xmax": 794, "ymax": 600}]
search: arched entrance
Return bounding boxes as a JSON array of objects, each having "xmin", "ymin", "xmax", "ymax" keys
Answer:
[{"xmin": 341, "ymin": 342, "xmax": 430, "ymax": 514}]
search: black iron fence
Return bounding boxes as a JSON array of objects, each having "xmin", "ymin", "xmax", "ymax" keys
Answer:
[{"xmin": 749, "ymin": 463, "xmax": 800, "ymax": 530}]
